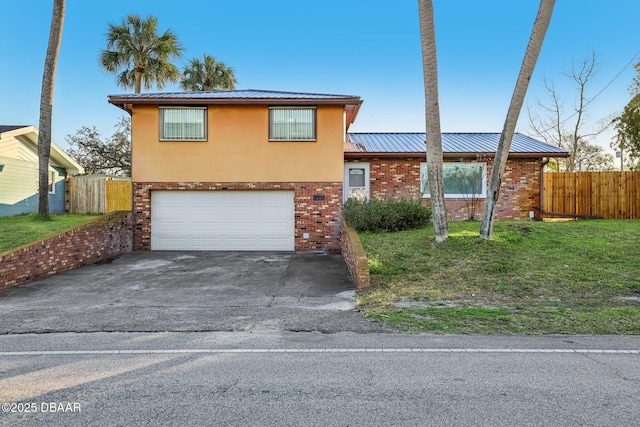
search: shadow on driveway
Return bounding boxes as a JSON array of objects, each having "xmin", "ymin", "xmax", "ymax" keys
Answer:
[{"xmin": 0, "ymin": 252, "xmax": 387, "ymax": 334}]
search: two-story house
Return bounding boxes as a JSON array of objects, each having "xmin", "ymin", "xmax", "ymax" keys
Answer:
[
  {"xmin": 108, "ymin": 90, "xmax": 362, "ymax": 252},
  {"xmin": 109, "ymin": 89, "xmax": 568, "ymax": 253}
]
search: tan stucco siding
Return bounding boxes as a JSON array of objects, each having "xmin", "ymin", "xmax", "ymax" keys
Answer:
[{"xmin": 131, "ymin": 104, "xmax": 345, "ymax": 183}]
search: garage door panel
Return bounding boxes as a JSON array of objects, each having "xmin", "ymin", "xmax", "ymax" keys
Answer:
[
  {"xmin": 258, "ymin": 222, "xmax": 291, "ymax": 232},
  {"xmin": 190, "ymin": 214, "xmax": 226, "ymax": 224},
  {"xmin": 224, "ymin": 237, "xmax": 260, "ymax": 249},
  {"xmin": 153, "ymin": 206, "xmax": 192, "ymax": 216},
  {"xmin": 223, "ymin": 223, "xmax": 259, "ymax": 233},
  {"xmin": 224, "ymin": 206, "xmax": 286, "ymax": 216},
  {"xmin": 191, "ymin": 206, "xmax": 224, "ymax": 215},
  {"xmin": 154, "ymin": 220, "xmax": 190, "ymax": 233},
  {"xmin": 154, "ymin": 236, "xmax": 191, "ymax": 250},
  {"xmin": 224, "ymin": 211, "xmax": 259, "ymax": 221},
  {"xmin": 258, "ymin": 238, "xmax": 292, "ymax": 249},
  {"xmin": 259, "ymin": 206, "xmax": 292, "ymax": 215},
  {"xmin": 151, "ymin": 190, "xmax": 294, "ymax": 251},
  {"xmin": 190, "ymin": 237, "xmax": 224, "ymax": 249}
]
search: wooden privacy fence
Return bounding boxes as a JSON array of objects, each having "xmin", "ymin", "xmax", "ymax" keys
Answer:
[
  {"xmin": 106, "ymin": 178, "xmax": 132, "ymax": 212},
  {"xmin": 543, "ymin": 171, "xmax": 640, "ymax": 219},
  {"xmin": 67, "ymin": 176, "xmax": 132, "ymax": 214}
]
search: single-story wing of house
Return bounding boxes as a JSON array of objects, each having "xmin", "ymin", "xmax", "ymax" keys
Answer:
[
  {"xmin": 108, "ymin": 89, "xmax": 569, "ymax": 253},
  {"xmin": 345, "ymin": 132, "xmax": 569, "ymax": 221},
  {"xmin": 0, "ymin": 125, "xmax": 84, "ymax": 217}
]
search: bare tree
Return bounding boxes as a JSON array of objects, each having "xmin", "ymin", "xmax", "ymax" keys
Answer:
[
  {"xmin": 480, "ymin": 0, "xmax": 555, "ymax": 240},
  {"xmin": 418, "ymin": 0, "xmax": 448, "ymax": 242},
  {"xmin": 38, "ymin": 0, "xmax": 65, "ymax": 217},
  {"xmin": 528, "ymin": 52, "xmax": 607, "ymax": 171},
  {"xmin": 66, "ymin": 116, "xmax": 131, "ymax": 176},
  {"xmin": 527, "ymin": 78, "xmax": 563, "ymax": 148},
  {"xmin": 453, "ymin": 155, "xmax": 488, "ymax": 220}
]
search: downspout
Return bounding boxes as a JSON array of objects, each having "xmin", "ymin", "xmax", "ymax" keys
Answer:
[{"xmin": 538, "ymin": 158, "xmax": 550, "ymax": 220}]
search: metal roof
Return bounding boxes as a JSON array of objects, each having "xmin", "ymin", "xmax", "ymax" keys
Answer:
[
  {"xmin": 108, "ymin": 89, "xmax": 361, "ymax": 101},
  {"xmin": 108, "ymin": 89, "xmax": 363, "ymax": 129},
  {"xmin": 345, "ymin": 132, "xmax": 570, "ymax": 157}
]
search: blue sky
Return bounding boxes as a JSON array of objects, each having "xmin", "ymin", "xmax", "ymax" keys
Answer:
[{"xmin": 2, "ymin": 0, "xmax": 639, "ymax": 153}]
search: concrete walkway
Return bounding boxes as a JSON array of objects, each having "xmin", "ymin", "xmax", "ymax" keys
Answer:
[{"xmin": 0, "ymin": 252, "xmax": 387, "ymax": 334}]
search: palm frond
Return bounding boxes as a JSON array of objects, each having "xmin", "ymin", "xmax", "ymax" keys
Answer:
[
  {"xmin": 99, "ymin": 14, "xmax": 182, "ymax": 93},
  {"xmin": 180, "ymin": 53, "xmax": 237, "ymax": 91}
]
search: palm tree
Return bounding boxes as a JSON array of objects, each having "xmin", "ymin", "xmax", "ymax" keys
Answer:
[
  {"xmin": 480, "ymin": 0, "xmax": 555, "ymax": 239},
  {"xmin": 180, "ymin": 54, "xmax": 237, "ymax": 91},
  {"xmin": 99, "ymin": 14, "xmax": 183, "ymax": 93},
  {"xmin": 38, "ymin": 0, "xmax": 65, "ymax": 217},
  {"xmin": 418, "ymin": 0, "xmax": 448, "ymax": 242}
]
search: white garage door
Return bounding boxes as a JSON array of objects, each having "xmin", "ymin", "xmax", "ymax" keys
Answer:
[{"xmin": 151, "ymin": 190, "xmax": 295, "ymax": 251}]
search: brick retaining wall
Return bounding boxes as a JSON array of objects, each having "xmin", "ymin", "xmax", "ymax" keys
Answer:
[
  {"xmin": 340, "ymin": 219, "xmax": 370, "ymax": 290},
  {"xmin": 0, "ymin": 211, "xmax": 133, "ymax": 291}
]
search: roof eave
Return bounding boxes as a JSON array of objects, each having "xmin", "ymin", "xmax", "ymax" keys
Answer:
[
  {"xmin": 344, "ymin": 151, "xmax": 570, "ymax": 158},
  {"xmin": 107, "ymin": 96, "xmax": 362, "ymax": 107},
  {"xmin": 50, "ymin": 141, "xmax": 85, "ymax": 174},
  {"xmin": 507, "ymin": 152, "xmax": 571, "ymax": 158},
  {"xmin": 108, "ymin": 96, "xmax": 363, "ymax": 127},
  {"xmin": 345, "ymin": 151, "xmax": 426, "ymax": 158},
  {"xmin": 0, "ymin": 125, "xmax": 37, "ymax": 139},
  {"xmin": 3, "ymin": 126, "xmax": 85, "ymax": 174},
  {"xmin": 345, "ymin": 100, "xmax": 363, "ymax": 130}
]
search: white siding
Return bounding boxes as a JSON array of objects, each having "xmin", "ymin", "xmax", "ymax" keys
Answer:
[{"xmin": 0, "ymin": 157, "xmax": 39, "ymax": 205}]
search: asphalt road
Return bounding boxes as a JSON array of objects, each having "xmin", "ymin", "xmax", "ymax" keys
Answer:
[
  {"xmin": 1, "ymin": 332, "xmax": 639, "ymax": 426},
  {"xmin": 1, "ymin": 253, "xmax": 639, "ymax": 425}
]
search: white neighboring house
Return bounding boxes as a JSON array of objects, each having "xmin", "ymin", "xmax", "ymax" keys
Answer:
[{"xmin": 0, "ymin": 125, "xmax": 84, "ymax": 216}]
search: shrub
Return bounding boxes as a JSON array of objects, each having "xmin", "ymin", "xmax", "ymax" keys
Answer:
[{"xmin": 343, "ymin": 198, "xmax": 432, "ymax": 232}]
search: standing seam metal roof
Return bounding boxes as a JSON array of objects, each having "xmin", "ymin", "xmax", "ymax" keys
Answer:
[
  {"xmin": 345, "ymin": 132, "xmax": 569, "ymax": 155},
  {"xmin": 108, "ymin": 89, "xmax": 364, "ymax": 130},
  {"xmin": 107, "ymin": 89, "xmax": 360, "ymax": 100}
]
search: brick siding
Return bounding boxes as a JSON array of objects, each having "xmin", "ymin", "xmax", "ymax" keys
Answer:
[
  {"xmin": 340, "ymin": 219, "xmax": 370, "ymax": 289},
  {"xmin": 133, "ymin": 182, "xmax": 343, "ymax": 253},
  {"xmin": 347, "ymin": 157, "xmax": 542, "ymax": 221},
  {"xmin": 0, "ymin": 211, "xmax": 133, "ymax": 291}
]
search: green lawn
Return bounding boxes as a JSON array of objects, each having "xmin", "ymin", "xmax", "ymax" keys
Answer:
[
  {"xmin": 0, "ymin": 214, "xmax": 100, "ymax": 253},
  {"xmin": 357, "ymin": 220, "xmax": 640, "ymax": 334}
]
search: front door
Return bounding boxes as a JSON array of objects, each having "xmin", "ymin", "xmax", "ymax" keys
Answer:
[{"xmin": 343, "ymin": 162, "xmax": 370, "ymax": 202}]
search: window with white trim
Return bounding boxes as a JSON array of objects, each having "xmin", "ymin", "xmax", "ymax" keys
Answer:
[
  {"xmin": 159, "ymin": 107, "xmax": 207, "ymax": 141},
  {"xmin": 344, "ymin": 162, "xmax": 370, "ymax": 202},
  {"xmin": 269, "ymin": 107, "xmax": 316, "ymax": 141},
  {"xmin": 420, "ymin": 162, "xmax": 487, "ymax": 198},
  {"xmin": 48, "ymin": 171, "xmax": 56, "ymax": 194}
]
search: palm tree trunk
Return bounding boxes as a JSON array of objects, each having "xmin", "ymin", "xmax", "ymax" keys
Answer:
[
  {"xmin": 38, "ymin": 0, "xmax": 65, "ymax": 217},
  {"xmin": 479, "ymin": 0, "xmax": 555, "ymax": 239},
  {"xmin": 418, "ymin": 0, "xmax": 448, "ymax": 242},
  {"xmin": 135, "ymin": 69, "xmax": 143, "ymax": 93}
]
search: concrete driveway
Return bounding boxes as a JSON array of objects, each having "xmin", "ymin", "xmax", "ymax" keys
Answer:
[{"xmin": 0, "ymin": 252, "xmax": 385, "ymax": 334}]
